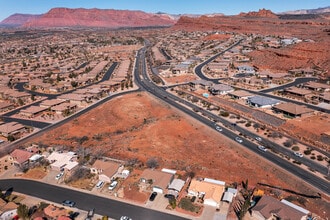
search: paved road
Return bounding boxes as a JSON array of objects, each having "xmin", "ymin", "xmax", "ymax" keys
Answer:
[
  {"xmin": 0, "ymin": 179, "xmax": 188, "ymax": 220},
  {"xmin": 135, "ymin": 44, "xmax": 330, "ymax": 195},
  {"xmin": 259, "ymin": 77, "xmax": 317, "ymax": 93}
]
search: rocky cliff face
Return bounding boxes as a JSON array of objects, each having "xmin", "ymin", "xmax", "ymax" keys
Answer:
[
  {"xmin": 0, "ymin": 13, "xmax": 41, "ymax": 27},
  {"xmin": 238, "ymin": 9, "xmax": 278, "ymax": 18},
  {"xmin": 21, "ymin": 8, "xmax": 176, "ymax": 28}
]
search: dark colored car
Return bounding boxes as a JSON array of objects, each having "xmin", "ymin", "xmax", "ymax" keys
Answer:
[
  {"xmin": 149, "ymin": 192, "xmax": 157, "ymax": 201},
  {"xmin": 164, "ymin": 194, "xmax": 175, "ymax": 200},
  {"xmin": 62, "ymin": 200, "xmax": 75, "ymax": 207}
]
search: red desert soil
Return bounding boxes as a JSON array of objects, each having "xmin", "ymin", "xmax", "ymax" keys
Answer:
[
  {"xmin": 280, "ymin": 115, "xmax": 330, "ymax": 151},
  {"xmin": 29, "ymin": 92, "xmax": 329, "ymax": 218}
]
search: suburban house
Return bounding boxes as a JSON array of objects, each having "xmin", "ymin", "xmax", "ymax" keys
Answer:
[
  {"xmin": 20, "ymin": 106, "xmax": 48, "ymax": 118},
  {"xmin": 46, "ymin": 151, "xmax": 78, "ymax": 172},
  {"xmin": 139, "ymin": 169, "xmax": 174, "ymax": 194},
  {"xmin": 0, "ymin": 198, "xmax": 18, "ymax": 220},
  {"xmin": 237, "ymin": 65, "xmax": 255, "ymax": 74},
  {"xmin": 209, "ymin": 84, "xmax": 234, "ymax": 95},
  {"xmin": 8, "ymin": 149, "xmax": 33, "ymax": 168},
  {"xmin": 228, "ymin": 90, "xmax": 253, "ymax": 100},
  {"xmin": 39, "ymin": 99, "xmax": 67, "ymax": 108},
  {"xmin": 303, "ymin": 81, "xmax": 330, "ymax": 92},
  {"xmin": 222, "ymin": 188, "xmax": 237, "ymax": 203},
  {"xmin": 167, "ymin": 178, "xmax": 186, "ymax": 198},
  {"xmin": 189, "ymin": 79, "xmax": 213, "ymax": 90},
  {"xmin": 0, "ymin": 122, "xmax": 26, "ymax": 138},
  {"xmin": 272, "ymin": 102, "xmax": 314, "ymax": 118},
  {"xmin": 51, "ymin": 103, "xmax": 77, "ymax": 115},
  {"xmin": 188, "ymin": 178, "xmax": 225, "ymax": 207},
  {"xmin": 251, "ymin": 195, "xmax": 309, "ymax": 220},
  {"xmin": 284, "ymin": 87, "xmax": 313, "ymax": 98},
  {"xmin": 90, "ymin": 159, "xmax": 121, "ymax": 183},
  {"xmin": 247, "ymin": 95, "xmax": 281, "ymax": 108},
  {"xmin": 319, "ymin": 92, "xmax": 330, "ymax": 104},
  {"xmin": 0, "ymin": 102, "xmax": 14, "ymax": 112}
]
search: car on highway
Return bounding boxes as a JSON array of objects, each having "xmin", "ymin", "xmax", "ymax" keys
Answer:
[
  {"xmin": 235, "ymin": 137, "xmax": 243, "ymax": 143},
  {"xmin": 55, "ymin": 172, "xmax": 64, "ymax": 180},
  {"xmin": 215, "ymin": 126, "xmax": 223, "ymax": 132},
  {"xmin": 120, "ymin": 216, "xmax": 132, "ymax": 220},
  {"xmin": 62, "ymin": 200, "xmax": 75, "ymax": 207},
  {"xmin": 255, "ymin": 136, "xmax": 262, "ymax": 142},
  {"xmin": 95, "ymin": 180, "xmax": 104, "ymax": 189},
  {"xmin": 258, "ymin": 145, "xmax": 267, "ymax": 152},
  {"xmin": 293, "ymin": 152, "xmax": 303, "ymax": 158},
  {"xmin": 149, "ymin": 192, "xmax": 157, "ymax": 201},
  {"xmin": 108, "ymin": 180, "xmax": 118, "ymax": 190}
]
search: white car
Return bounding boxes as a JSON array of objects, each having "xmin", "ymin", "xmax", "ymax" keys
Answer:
[
  {"xmin": 95, "ymin": 180, "xmax": 105, "ymax": 189},
  {"xmin": 55, "ymin": 172, "xmax": 64, "ymax": 180},
  {"xmin": 120, "ymin": 216, "xmax": 132, "ymax": 220},
  {"xmin": 258, "ymin": 145, "xmax": 267, "ymax": 152},
  {"xmin": 294, "ymin": 152, "xmax": 303, "ymax": 158},
  {"xmin": 108, "ymin": 181, "xmax": 118, "ymax": 190},
  {"xmin": 255, "ymin": 137, "xmax": 262, "ymax": 142},
  {"xmin": 215, "ymin": 126, "xmax": 223, "ymax": 132},
  {"xmin": 235, "ymin": 137, "xmax": 243, "ymax": 143}
]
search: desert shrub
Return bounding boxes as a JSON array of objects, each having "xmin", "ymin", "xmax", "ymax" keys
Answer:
[
  {"xmin": 293, "ymin": 160, "xmax": 301, "ymax": 165},
  {"xmin": 220, "ymin": 111, "xmax": 229, "ymax": 117},
  {"xmin": 146, "ymin": 157, "xmax": 159, "ymax": 169},
  {"xmin": 317, "ymin": 155, "xmax": 324, "ymax": 161},
  {"xmin": 283, "ymin": 139, "xmax": 295, "ymax": 148},
  {"xmin": 245, "ymin": 122, "xmax": 251, "ymax": 127},
  {"xmin": 304, "ymin": 149, "xmax": 312, "ymax": 155},
  {"xmin": 310, "ymin": 156, "xmax": 316, "ymax": 160},
  {"xmin": 178, "ymin": 197, "xmax": 201, "ymax": 213},
  {"xmin": 291, "ymin": 146, "xmax": 300, "ymax": 151},
  {"xmin": 253, "ymin": 123, "xmax": 260, "ymax": 129}
]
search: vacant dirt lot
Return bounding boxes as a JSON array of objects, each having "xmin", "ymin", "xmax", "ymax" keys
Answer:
[{"xmin": 27, "ymin": 92, "xmax": 329, "ymax": 218}]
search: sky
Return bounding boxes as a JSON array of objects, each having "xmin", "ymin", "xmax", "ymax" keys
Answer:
[{"xmin": 0, "ymin": 0, "xmax": 329, "ymax": 21}]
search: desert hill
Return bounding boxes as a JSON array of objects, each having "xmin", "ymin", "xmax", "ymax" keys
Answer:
[
  {"xmin": 0, "ymin": 8, "xmax": 177, "ymax": 28},
  {"xmin": 0, "ymin": 13, "xmax": 41, "ymax": 27}
]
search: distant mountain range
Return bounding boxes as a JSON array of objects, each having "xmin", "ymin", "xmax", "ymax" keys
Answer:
[
  {"xmin": 0, "ymin": 6, "xmax": 329, "ymax": 28},
  {"xmin": 0, "ymin": 8, "xmax": 176, "ymax": 28},
  {"xmin": 280, "ymin": 6, "xmax": 330, "ymax": 15}
]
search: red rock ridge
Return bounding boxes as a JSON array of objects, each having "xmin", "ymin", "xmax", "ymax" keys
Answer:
[
  {"xmin": 0, "ymin": 13, "xmax": 41, "ymax": 26},
  {"xmin": 238, "ymin": 9, "xmax": 278, "ymax": 18},
  {"xmin": 22, "ymin": 8, "xmax": 176, "ymax": 28}
]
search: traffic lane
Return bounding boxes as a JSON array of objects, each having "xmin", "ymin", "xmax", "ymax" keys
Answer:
[
  {"xmin": 142, "ymin": 86, "xmax": 330, "ymax": 194},
  {"xmin": 233, "ymin": 125, "xmax": 328, "ymax": 175},
  {"xmin": 0, "ymin": 179, "xmax": 188, "ymax": 220}
]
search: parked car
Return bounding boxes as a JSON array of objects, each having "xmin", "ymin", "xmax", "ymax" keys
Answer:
[
  {"xmin": 87, "ymin": 208, "xmax": 95, "ymax": 218},
  {"xmin": 108, "ymin": 180, "xmax": 118, "ymax": 190},
  {"xmin": 235, "ymin": 137, "xmax": 243, "ymax": 143},
  {"xmin": 294, "ymin": 152, "xmax": 303, "ymax": 158},
  {"xmin": 258, "ymin": 145, "xmax": 267, "ymax": 152},
  {"xmin": 69, "ymin": 212, "xmax": 80, "ymax": 219},
  {"xmin": 55, "ymin": 172, "xmax": 64, "ymax": 180},
  {"xmin": 62, "ymin": 200, "xmax": 75, "ymax": 207},
  {"xmin": 95, "ymin": 180, "xmax": 104, "ymax": 189},
  {"xmin": 215, "ymin": 126, "xmax": 223, "ymax": 132},
  {"xmin": 149, "ymin": 192, "xmax": 157, "ymax": 201},
  {"xmin": 120, "ymin": 216, "xmax": 132, "ymax": 220}
]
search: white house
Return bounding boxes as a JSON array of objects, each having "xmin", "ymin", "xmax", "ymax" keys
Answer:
[{"xmin": 47, "ymin": 151, "xmax": 78, "ymax": 171}]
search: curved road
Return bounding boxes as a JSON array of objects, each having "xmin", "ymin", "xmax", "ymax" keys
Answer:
[
  {"xmin": 136, "ymin": 44, "xmax": 330, "ymax": 195},
  {"xmin": 0, "ymin": 179, "xmax": 188, "ymax": 220}
]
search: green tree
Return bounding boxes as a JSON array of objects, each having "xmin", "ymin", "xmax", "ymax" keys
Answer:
[
  {"xmin": 17, "ymin": 204, "xmax": 29, "ymax": 220},
  {"xmin": 238, "ymin": 179, "xmax": 255, "ymax": 219},
  {"xmin": 18, "ymin": 98, "xmax": 24, "ymax": 106},
  {"xmin": 7, "ymin": 135, "xmax": 16, "ymax": 142}
]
